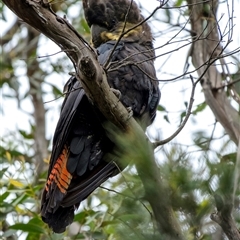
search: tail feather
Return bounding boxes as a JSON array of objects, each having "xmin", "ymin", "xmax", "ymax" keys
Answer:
[
  {"xmin": 41, "ymin": 162, "xmax": 117, "ymax": 233},
  {"xmin": 62, "ymin": 162, "xmax": 117, "ymax": 206},
  {"xmin": 42, "ymin": 206, "xmax": 74, "ymax": 234}
]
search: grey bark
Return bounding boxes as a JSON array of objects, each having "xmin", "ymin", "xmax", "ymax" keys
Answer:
[
  {"xmin": 187, "ymin": 0, "xmax": 240, "ymax": 239},
  {"xmin": 187, "ymin": 0, "xmax": 240, "ymax": 146},
  {"xmin": 2, "ymin": 0, "xmax": 184, "ymax": 239}
]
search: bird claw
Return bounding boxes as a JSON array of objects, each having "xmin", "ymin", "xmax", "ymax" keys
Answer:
[
  {"xmin": 111, "ymin": 88, "xmax": 121, "ymax": 99},
  {"xmin": 126, "ymin": 107, "xmax": 133, "ymax": 119}
]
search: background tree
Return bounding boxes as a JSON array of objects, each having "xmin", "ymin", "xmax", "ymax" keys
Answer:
[{"xmin": 1, "ymin": 0, "xmax": 239, "ymax": 239}]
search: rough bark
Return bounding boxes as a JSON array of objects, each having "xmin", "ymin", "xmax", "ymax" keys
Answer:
[
  {"xmin": 2, "ymin": 0, "xmax": 184, "ymax": 238},
  {"xmin": 2, "ymin": 0, "xmax": 131, "ymax": 130},
  {"xmin": 210, "ymin": 194, "xmax": 240, "ymax": 240},
  {"xmin": 187, "ymin": 0, "xmax": 240, "ymax": 146}
]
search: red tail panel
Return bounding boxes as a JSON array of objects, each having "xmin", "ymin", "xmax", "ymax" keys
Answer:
[{"xmin": 45, "ymin": 146, "xmax": 72, "ymax": 194}]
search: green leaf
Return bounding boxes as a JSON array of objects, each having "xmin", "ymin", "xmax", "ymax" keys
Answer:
[
  {"xmin": 80, "ymin": 18, "xmax": 90, "ymax": 33},
  {"xmin": 163, "ymin": 114, "xmax": 170, "ymax": 123},
  {"xmin": 192, "ymin": 102, "xmax": 207, "ymax": 115},
  {"xmin": 9, "ymin": 223, "xmax": 45, "ymax": 234},
  {"xmin": 221, "ymin": 152, "xmax": 237, "ymax": 163},
  {"xmin": 180, "ymin": 111, "xmax": 186, "ymax": 124},
  {"xmin": 101, "ymin": 220, "xmax": 119, "ymax": 227},
  {"xmin": 74, "ymin": 211, "xmax": 86, "ymax": 222},
  {"xmin": 0, "ymin": 191, "xmax": 10, "ymax": 201},
  {"xmin": 11, "ymin": 193, "xmax": 28, "ymax": 207},
  {"xmin": 196, "ymin": 199, "xmax": 211, "ymax": 220},
  {"xmin": 174, "ymin": 0, "xmax": 184, "ymax": 7},
  {"xmin": 25, "ymin": 216, "xmax": 45, "ymax": 239},
  {"xmin": 157, "ymin": 105, "xmax": 166, "ymax": 112},
  {"xmin": 19, "ymin": 129, "xmax": 34, "ymax": 140},
  {"xmin": 0, "ymin": 167, "xmax": 8, "ymax": 178},
  {"xmin": 26, "ymin": 233, "xmax": 41, "ymax": 240},
  {"xmin": 52, "ymin": 85, "xmax": 63, "ymax": 98}
]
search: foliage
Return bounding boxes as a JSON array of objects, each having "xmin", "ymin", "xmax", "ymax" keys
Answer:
[
  {"xmin": 1, "ymin": 0, "xmax": 239, "ymax": 239},
  {"xmin": 1, "ymin": 130, "xmax": 239, "ymax": 239}
]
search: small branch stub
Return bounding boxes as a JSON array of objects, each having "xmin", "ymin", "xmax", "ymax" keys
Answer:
[{"xmin": 80, "ymin": 57, "xmax": 96, "ymax": 79}]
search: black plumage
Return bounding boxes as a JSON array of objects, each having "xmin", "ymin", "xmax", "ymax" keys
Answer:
[{"xmin": 41, "ymin": 0, "xmax": 160, "ymax": 233}]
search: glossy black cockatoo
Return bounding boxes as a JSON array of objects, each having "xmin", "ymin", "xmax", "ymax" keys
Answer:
[{"xmin": 41, "ymin": 0, "xmax": 160, "ymax": 233}]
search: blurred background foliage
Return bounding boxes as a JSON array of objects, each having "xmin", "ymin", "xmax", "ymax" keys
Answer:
[{"xmin": 1, "ymin": 0, "xmax": 239, "ymax": 239}]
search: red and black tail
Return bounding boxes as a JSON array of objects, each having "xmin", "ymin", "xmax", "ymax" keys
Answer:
[
  {"xmin": 41, "ymin": 157, "xmax": 116, "ymax": 233},
  {"xmin": 41, "ymin": 77, "xmax": 118, "ymax": 233}
]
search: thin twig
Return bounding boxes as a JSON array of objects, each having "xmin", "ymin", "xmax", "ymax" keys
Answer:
[{"xmin": 153, "ymin": 75, "xmax": 196, "ymax": 147}]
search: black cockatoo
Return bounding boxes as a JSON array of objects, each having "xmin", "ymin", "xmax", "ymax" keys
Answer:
[{"xmin": 41, "ymin": 0, "xmax": 160, "ymax": 233}]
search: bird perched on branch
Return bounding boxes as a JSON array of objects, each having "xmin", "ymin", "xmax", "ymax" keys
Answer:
[{"xmin": 41, "ymin": 0, "xmax": 160, "ymax": 233}]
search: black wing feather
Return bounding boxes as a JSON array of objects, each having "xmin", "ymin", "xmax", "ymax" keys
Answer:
[{"xmin": 41, "ymin": 40, "xmax": 160, "ymax": 233}]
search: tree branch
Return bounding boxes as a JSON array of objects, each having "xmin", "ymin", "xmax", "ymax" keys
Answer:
[
  {"xmin": 153, "ymin": 75, "xmax": 195, "ymax": 147},
  {"xmin": 3, "ymin": 0, "xmax": 134, "ymax": 130},
  {"xmin": 211, "ymin": 194, "xmax": 240, "ymax": 240},
  {"xmin": 2, "ymin": 0, "xmax": 184, "ymax": 238},
  {"xmin": 187, "ymin": 0, "xmax": 240, "ymax": 238},
  {"xmin": 187, "ymin": 0, "xmax": 240, "ymax": 146},
  {"xmin": 24, "ymin": 26, "xmax": 49, "ymax": 185}
]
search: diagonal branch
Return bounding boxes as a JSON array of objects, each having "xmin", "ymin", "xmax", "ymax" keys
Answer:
[
  {"xmin": 2, "ymin": 0, "xmax": 184, "ymax": 238},
  {"xmin": 3, "ymin": 0, "xmax": 132, "ymax": 131}
]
